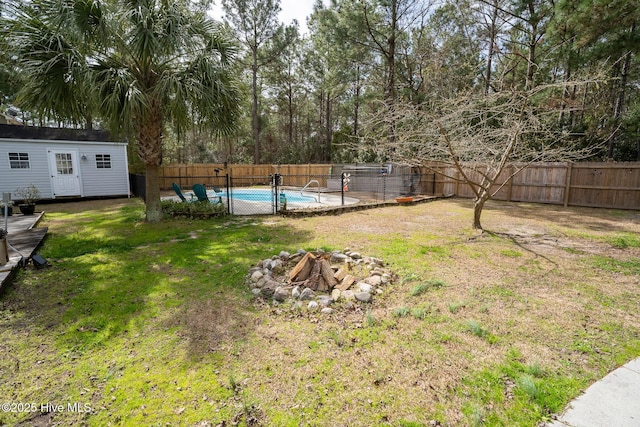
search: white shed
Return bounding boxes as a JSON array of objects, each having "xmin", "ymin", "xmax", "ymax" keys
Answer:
[{"xmin": 0, "ymin": 124, "xmax": 130, "ymax": 201}]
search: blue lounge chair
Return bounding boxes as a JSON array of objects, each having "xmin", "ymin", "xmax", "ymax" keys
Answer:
[
  {"xmin": 172, "ymin": 182, "xmax": 194, "ymax": 202},
  {"xmin": 193, "ymin": 184, "xmax": 222, "ymax": 204}
]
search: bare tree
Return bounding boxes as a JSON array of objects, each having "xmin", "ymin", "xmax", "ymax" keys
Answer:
[{"xmin": 363, "ymin": 83, "xmax": 601, "ymax": 230}]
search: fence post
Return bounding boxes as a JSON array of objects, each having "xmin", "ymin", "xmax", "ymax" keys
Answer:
[
  {"xmin": 341, "ymin": 173, "xmax": 345, "ymax": 206},
  {"xmin": 563, "ymin": 162, "xmax": 573, "ymax": 207},
  {"xmin": 383, "ymin": 174, "xmax": 387, "ymax": 201},
  {"xmin": 432, "ymin": 172, "xmax": 436, "ymax": 195},
  {"xmin": 225, "ymin": 173, "xmax": 231, "ymax": 214},
  {"xmin": 507, "ymin": 165, "xmax": 514, "ymax": 202},
  {"xmin": 273, "ymin": 173, "xmax": 280, "ymax": 214}
]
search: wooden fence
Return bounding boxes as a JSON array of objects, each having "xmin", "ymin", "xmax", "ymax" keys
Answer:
[
  {"xmin": 160, "ymin": 162, "xmax": 640, "ymax": 210},
  {"xmin": 425, "ymin": 162, "xmax": 640, "ymax": 210},
  {"xmin": 159, "ymin": 163, "xmax": 333, "ymax": 189}
]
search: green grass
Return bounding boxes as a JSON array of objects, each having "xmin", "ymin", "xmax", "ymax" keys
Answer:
[
  {"xmin": 449, "ymin": 301, "xmax": 466, "ymax": 314},
  {"xmin": 517, "ymin": 374, "xmax": 540, "ymax": 399},
  {"xmin": 411, "ymin": 306, "xmax": 431, "ymax": 320},
  {"xmin": 410, "ymin": 279, "xmax": 445, "ymax": 296},
  {"xmin": 1, "ymin": 199, "xmax": 639, "ymax": 427},
  {"xmin": 590, "ymin": 256, "xmax": 640, "ymax": 276},
  {"xmin": 562, "ymin": 229, "xmax": 640, "ymax": 249},
  {"xmin": 365, "ymin": 309, "xmax": 377, "ymax": 326},
  {"xmin": 500, "ymin": 249, "xmax": 523, "ymax": 257},
  {"xmin": 466, "ymin": 319, "xmax": 489, "ymax": 338},
  {"xmin": 460, "ymin": 349, "xmax": 586, "ymax": 426},
  {"xmin": 0, "ymin": 202, "xmax": 312, "ymax": 426},
  {"xmin": 393, "ymin": 307, "xmax": 411, "ymax": 318},
  {"xmin": 419, "ymin": 245, "xmax": 451, "ymax": 259},
  {"xmin": 606, "ymin": 233, "xmax": 640, "ymax": 249}
]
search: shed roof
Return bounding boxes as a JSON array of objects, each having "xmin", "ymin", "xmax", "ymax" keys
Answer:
[{"xmin": 0, "ymin": 124, "xmax": 116, "ymax": 142}]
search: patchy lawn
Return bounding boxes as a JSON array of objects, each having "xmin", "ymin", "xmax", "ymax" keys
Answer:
[{"xmin": 0, "ymin": 198, "xmax": 638, "ymax": 426}]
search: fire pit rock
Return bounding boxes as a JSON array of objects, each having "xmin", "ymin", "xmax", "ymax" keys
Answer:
[{"xmin": 248, "ymin": 249, "xmax": 394, "ymax": 310}]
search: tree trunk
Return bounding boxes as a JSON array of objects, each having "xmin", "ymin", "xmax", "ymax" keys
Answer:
[
  {"xmin": 473, "ymin": 195, "xmax": 488, "ymax": 230},
  {"xmin": 288, "ymin": 77, "xmax": 293, "ymax": 147},
  {"xmin": 354, "ymin": 64, "xmax": 361, "ymax": 137},
  {"xmin": 145, "ymin": 163, "xmax": 162, "ymax": 222},
  {"xmin": 325, "ymin": 92, "xmax": 332, "ymax": 161},
  {"xmin": 525, "ymin": 0, "xmax": 539, "ymax": 91},
  {"xmin": 485, "ymin": 0, "xmax": 498, "ymax": 95},
  {"xmin": 559, "ymin": 59, "xmax": 571, "ymax": 123},
  {"xmin": 386, "ymin": 0, "xmax": 398, "ymax": 147},
  {"xmin": 388, "ymin": 0, "xmax": 397, "ymax": 104},
  {"xmin": 526, "ymin": 23, "xmax": 537, "ymax": 90},
  {"xmin": 85, "ymin": 113, "xmax": 93, "ymax": 130},
  {"xmin": 607, "ymin": 48, "xmax": 632, "ymax": 159},
  {"xmin": 252, "ymin": 55, "xmax": 260, "ymax": 164},
  {"xmin": 137, "ymin": 99, "xmax": 164, "ymax": 222}
]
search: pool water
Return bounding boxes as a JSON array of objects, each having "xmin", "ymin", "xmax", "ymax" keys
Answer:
[{"xmin": 218, "ymin": 189, "xmax": 317, "ymax": 203}]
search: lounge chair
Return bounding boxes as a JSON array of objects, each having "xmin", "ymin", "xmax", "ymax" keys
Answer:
[
  {"xmin": 173, "ymin": 182, "xmax": 194, "ymax": 202},
  {"xmin": 193, "ymin": 184, "xmax": 222, "ymax": 204}
]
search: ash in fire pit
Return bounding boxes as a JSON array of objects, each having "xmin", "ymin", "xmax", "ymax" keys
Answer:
[{"xmin": 248, "ymin": 249, "xmax": 394, "ymax": 312}]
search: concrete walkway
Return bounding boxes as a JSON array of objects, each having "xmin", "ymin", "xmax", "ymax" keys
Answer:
[
  {"xmin": 0, "ymin": 211, "xmax": 47, "ymax": 291},
  {"xmin": 547, "ymin": 357, "xmax": 640, "ymax": 427}
]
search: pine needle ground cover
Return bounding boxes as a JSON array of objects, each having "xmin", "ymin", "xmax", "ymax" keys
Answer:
[{"xmin": 1, "ymin": 198, "xmax": 638, "ymax": 426}]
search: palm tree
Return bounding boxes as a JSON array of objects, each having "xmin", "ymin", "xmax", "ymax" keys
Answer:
[{"xmin": 7, "ymin": 0, "xmax": 240, "ymax": 221}]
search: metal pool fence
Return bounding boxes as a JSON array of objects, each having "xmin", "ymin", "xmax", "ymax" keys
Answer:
[{"xmin": 146, "ymin": 171, "xmax": 435, "ymax": 215}]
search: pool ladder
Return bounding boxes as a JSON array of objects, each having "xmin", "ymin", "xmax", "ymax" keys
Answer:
[{"xmin": 301, "ymin": 180, "xmax": 320, "ymax": 203}]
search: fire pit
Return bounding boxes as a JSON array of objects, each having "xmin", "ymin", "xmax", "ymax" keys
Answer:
[{"xmin": 248, "ymin": 249, "xmax": 394, "ymax": 313}]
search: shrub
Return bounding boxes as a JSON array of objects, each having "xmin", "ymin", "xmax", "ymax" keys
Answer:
[
  {"xmin": 161, "ymin": 200, "xmax": 227, "ymax": 218},
  {"xmin": 15, "ymin": 184, "xmax": 40, "ymax": 204}
]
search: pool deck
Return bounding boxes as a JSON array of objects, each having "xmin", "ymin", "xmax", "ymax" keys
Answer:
[{"xmin": 0, "ymin": 212, "xmax": 47, "ymax": 292}]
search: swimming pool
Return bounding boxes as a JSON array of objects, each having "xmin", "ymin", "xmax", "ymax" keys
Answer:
[
  {"xmin": 223, "ymin": 188, "xmax": 331, "ymax": 214},
  {"xmin": 220, "ymin": 189, "xmax": 318, "ymax": 203},
  {"xmin": 165, "ymin": 186, "xmax": 359, "ymax": 215}
]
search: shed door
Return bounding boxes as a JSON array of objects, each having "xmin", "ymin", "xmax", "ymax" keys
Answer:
[{"xmin": 48, "ymin": 150, "xmax": 82, "ymax": 197}]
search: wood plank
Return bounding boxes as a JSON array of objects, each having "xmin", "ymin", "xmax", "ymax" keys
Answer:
[
  {"xmin": 334, "ymin": 267, "xmax": 349, "ymax": 281},
  {"xmin": 289, "ymin": 252, "xmax": 316, "ymax": 282},
  {"xmin": 336, "ymin": 274, "xmax": 355, "ymax": 291},
  {"xmin": 320, "ymin": 260, "xmax": 337, "ymax": 289},
  {"xmin": 303, "ymin": 258, "xmax": 323, "ymax": 291},
  {"xmin": 317, "ymin": 276, "xmax": 328, "ymax": 292}
]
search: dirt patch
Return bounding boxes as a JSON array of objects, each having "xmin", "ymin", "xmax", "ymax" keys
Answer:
[{"xmin": 174, "ymin": 296, "xmax": 254, "ymax": 355}]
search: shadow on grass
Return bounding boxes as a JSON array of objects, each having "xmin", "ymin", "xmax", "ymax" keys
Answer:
[
  {"xmin": 447, "ymin": 197, "xmax": 639, "ymax": 234},
  {"xmin": 1, "ymin": 206, "xmax": 312, "ymax": 360}
]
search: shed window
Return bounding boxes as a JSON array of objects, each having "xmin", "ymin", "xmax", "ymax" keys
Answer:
[
  {"xmin": 96, "ymin": 154, "xmax": 112, "ymax": 169},
  {"xmin": 9, "ymin": 152, "xmax": 30, "ymax": 169}
]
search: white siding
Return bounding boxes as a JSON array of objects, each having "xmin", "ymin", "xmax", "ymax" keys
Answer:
[
  {"xmin": 0, "ymin": 140, "xmax": 53, "ymax": 199},
  {"xmin": 0, "ymin": 139, "xmax": 129, "ymax": 200},
  {"xmin": 76, "ymin": 144, "xmax": 129, "ymax": 197}
]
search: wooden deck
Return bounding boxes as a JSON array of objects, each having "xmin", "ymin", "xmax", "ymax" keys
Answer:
[{"xmin": 0, "ymin": 212, "xmax": 48, "ymax": 292}]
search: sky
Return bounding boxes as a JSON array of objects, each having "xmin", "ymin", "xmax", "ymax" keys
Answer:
[{"xmin": 209, "ymin": 0, "xmax": 321, "ymax": 34}]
